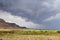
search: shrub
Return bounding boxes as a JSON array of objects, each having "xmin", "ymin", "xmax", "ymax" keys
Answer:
[{"xmin": 56, "ymin": 31, "xmax": 60, "ymax": 33}]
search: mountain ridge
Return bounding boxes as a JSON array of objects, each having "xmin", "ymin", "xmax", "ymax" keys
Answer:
[{"xmin": 0, "ymin": 18, "xmax": 26, "ymax": 29}]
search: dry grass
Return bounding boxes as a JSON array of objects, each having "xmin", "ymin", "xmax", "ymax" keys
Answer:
[
  {"xmin": 0, "ymin": 34, "xmax": 60, "ymax": 40},
  {"xmin": 0, "ymin": 29, "xmax": 60, "ymax": 40}
]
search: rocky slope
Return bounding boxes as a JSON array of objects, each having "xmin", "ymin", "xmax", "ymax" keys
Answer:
[{"xmin": 0, "ymin": 18, "xmax": 26, "ymax": 29}]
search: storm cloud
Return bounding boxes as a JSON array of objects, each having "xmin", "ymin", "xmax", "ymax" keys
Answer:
[{"xmin": 0, "ymin": 0, "xmax": 60, "ymax": 29}]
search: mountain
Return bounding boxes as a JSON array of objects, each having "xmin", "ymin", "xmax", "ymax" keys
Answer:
[{"xmin": 0, "ymin": 18, "xmax": 26, "ymax": 29}]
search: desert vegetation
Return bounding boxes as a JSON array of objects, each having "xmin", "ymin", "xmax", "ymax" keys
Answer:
[
  {"xmin": 0, "ymin": 29, "xmax": 60, "ymax": 40},
  {"xmin": 0, "ymin": 29, "xmax": 59, "ymax": 35}
]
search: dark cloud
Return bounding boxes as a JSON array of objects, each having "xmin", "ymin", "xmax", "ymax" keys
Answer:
[{"xmin": 0, "ymin": 0, "xmax": 60, "ymax": 29}]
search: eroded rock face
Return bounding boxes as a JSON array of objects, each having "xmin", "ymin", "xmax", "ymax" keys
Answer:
[
  {"xmin": 0, "ymin": 18, "xmax": 6, "ymax": 23},
  {"xmin": 0, "ymin": 18, "xmax": 26, "ymax": 29}
]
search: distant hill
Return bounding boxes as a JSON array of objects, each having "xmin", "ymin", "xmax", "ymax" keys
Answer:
[{"xmin": 0, "ymin": 18, "xmax": 26, "ymax": 29}]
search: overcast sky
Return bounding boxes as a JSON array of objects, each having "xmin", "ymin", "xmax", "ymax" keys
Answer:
[{"xmin": 0, "ymin": 0, "xmax": 60, "ymax": 29}]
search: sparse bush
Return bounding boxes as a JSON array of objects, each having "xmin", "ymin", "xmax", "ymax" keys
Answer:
[
  {"xmin": 0, "ymin": 30, "xmax": 60, "ymax": 35},
  {"xmin": 56, "ymin": 31, "xmax": 60, "ymax": 33},
  {"xmin": 44, "ymin": 31, "xmax": 48, "ymax": 33},
  {"xmin": 0, "ymin": 30, "xmax": 15, "ymax": 35}
]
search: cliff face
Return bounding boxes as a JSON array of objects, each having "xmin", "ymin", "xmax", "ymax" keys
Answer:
[{"xmin": 0, "ymin": 18, "xmax": 26, "ymax": 29}]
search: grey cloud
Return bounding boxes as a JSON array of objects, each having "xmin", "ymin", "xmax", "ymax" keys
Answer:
[{"xmin": 0, "ymin": 0, "xmax": 60, "ymax": 29}]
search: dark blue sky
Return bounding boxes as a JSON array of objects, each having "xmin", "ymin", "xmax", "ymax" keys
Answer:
[{"xmin": 0, "ymin": 0, "xmax": 60, "ymax": 29}]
